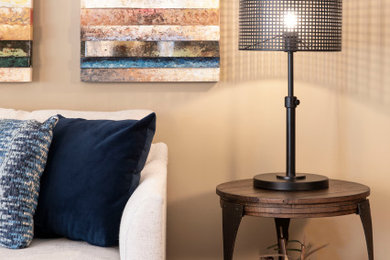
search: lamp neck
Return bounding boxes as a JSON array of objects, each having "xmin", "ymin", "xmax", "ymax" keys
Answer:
[{"xmin": 284, "ymin": 32, "xmax": 299, "ymax": 52}]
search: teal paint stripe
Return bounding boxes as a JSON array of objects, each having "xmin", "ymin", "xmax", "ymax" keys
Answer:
[
  {"xmin": 0, "ymin": 57, "xmax": 30, "ymax": 67},
  {"xmin": 81, "ymin": 57, "xmax": 220, "ymax": 69}
]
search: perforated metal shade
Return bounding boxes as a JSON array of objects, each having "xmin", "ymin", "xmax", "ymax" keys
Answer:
[{"xmin": 239, "ymin": 0, "xmax": 343, "ymax": 52}]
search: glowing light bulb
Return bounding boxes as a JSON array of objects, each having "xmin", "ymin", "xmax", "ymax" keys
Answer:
[{"xmin": 284, "ymin": 12, "xmax": 298, "ymax": 30}]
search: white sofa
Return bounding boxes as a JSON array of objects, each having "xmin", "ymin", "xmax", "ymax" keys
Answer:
[{"xmin": 0, "ymin": 108, "xmax": 167, "ymax": 260}]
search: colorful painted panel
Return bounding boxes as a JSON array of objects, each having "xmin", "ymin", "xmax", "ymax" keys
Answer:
[
  {"xmin": 81, "ymin": 0, "xmax": 220, "ymax": 82},
  {"xmin": 0, "ymin": 0, "xmax": 32, "ymax": 82}
]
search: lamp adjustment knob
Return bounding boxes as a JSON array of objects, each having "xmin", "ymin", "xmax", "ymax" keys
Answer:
[{"xmin": 285, "ymin": 96, "xmax": 300, "ymax": 108}]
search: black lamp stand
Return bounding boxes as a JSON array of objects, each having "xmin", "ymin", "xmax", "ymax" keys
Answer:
[{"xmin": 253, "ymin": 34, "xmax": 329, "ymax": 191}]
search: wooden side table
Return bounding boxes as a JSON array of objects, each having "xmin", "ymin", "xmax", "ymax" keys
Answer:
[{"xmin": 216, "ymin": 179, "xmax": 373, "ymax": 260}]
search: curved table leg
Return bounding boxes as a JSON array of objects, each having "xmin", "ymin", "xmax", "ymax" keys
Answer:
[
  {"xmin": 221, "ymin": 200, "xmax": 244, "ymax": 260},
  {"xmin": 275, "ymin": 218, "xmax": 290, "ymax": 255},
  {"xmin": 358, "ymin": 200, "xmax": 374, "ymax": 260}
]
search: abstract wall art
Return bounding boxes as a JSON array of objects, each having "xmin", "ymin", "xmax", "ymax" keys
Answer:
[
  {"xmin": 80, "ymin": 0, "xmax": 220, "ymax": 82},
  {"xmin": 0, "ymin": 0, "xmax": 33, "ymax": 82}
]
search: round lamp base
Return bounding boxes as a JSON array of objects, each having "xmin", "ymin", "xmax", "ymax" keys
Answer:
[{"xmin": 253, "ymin": 173, "xmax": 329, "ymax": 191}]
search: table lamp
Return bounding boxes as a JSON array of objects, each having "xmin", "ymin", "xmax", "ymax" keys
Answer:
[{"xmin": 239, "ymin": 0, "xmax": 343, "ymax": 191}]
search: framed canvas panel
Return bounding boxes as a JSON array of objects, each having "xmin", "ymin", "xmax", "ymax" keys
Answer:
[
  {"xmin": 80, "ymin": 0, "xmax": 220, "ymax": 82},
  {"xmin": 0, "ymin": 0, "xmax": 33, "ymax": 82}
]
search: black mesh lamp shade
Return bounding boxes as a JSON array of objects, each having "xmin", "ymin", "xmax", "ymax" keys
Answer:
[
  {"xmin": 239, "ymin": 0, "xmax": 343, "ymax": 191},
  {"xmin": 239, "ymin": 0, "xmax": 342, "ymax": 52}
]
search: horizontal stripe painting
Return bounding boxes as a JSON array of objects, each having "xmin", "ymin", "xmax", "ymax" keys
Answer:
[
  {"xmin": 81, "ymin": 0, "xmax": 220, "ymax": 82},
  {"xmin": 0, "ymin": 0, "xmax": 32, "ymax": 82}
]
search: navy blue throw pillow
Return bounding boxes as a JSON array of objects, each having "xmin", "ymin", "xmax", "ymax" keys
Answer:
[{"xmin": 34, "ymin": 113, "xmax": 156, "ymax": 247}]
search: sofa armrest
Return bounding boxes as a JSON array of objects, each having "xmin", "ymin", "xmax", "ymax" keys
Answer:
[{"xmin": 119, "ymin": 143, "xmax": 168, "ymax": 260}]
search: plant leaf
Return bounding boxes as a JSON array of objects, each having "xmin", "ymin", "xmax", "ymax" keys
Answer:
[
  {"xmin": 305, "ymin": 243, "xmax": 329, "ymax": 258},
  {"xmin": 266, "ymin": 243, "xmax": 279, "ymax": 250}
]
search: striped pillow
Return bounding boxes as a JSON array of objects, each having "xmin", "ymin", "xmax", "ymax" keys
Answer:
[{"xmin": 0, "ymin": 116, "xmax": 58, "ymax": 249}]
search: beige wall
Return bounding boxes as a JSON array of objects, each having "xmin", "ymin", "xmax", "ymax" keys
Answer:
[{"xmin": 1, "ymin": 0, "xmax": 389, "ymax": 259}]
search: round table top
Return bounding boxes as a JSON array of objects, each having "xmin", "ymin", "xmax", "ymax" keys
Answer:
[{"xmin": 216, "ymin": 179, "xmax": 370, "ymax": 205}]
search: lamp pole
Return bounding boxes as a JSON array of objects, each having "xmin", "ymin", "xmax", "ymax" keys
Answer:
[
  {"xmin": 279, "ymin": 33, "xmax": 304, "ymax": 181},
  {"xmin": 286, "ymin": 51, "xmax": 297, "ymax": 178}
]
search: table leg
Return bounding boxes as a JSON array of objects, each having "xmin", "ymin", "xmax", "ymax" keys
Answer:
[
  {"xmin": 358, "ymin": 200, "xmax": 374, "ymax": 260},
  {"xmin": 274, "ymin": 218, "xmax": 290, "ymax": 255},
  {"xmin": 221, "ymin": 200, "xmax": 244, "ymax": 260}
]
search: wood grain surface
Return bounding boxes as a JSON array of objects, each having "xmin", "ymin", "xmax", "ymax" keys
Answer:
[{"xmin": 217, "ymin": 179, "xmax": 370, "ymax": 218}]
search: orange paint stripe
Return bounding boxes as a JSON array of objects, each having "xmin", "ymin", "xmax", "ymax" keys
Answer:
[
  {"xmin": 0, "ymin": 25, "xmax": 32, "ymax": 40},
  {"xmin": 0, "ymin": 8, "xmax": 31, "ymax": 25},
  {"xmin": 81, "ymin": 8, "xmax": 219, "ymax": 26}
]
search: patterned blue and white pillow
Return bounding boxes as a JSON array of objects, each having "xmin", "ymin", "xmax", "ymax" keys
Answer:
[{"xmin": 0, "ymin": 116, "xmax": 58, "ymax": 249}]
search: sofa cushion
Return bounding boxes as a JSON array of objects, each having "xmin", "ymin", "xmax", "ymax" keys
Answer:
[
  {"xmin": 34, "ymin": 113, "xmax": 156, "ymax": 247},
  {"xmin": 0, "ymin": 238, "xmax": 119, "ymax": 260},
  {"xmin": 0, "ymin": 108, "xmax": 154, "ymax": 122},
  {"xmin": 0, "ymin": 116, "xmax": 58, "ymax": 249}
]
